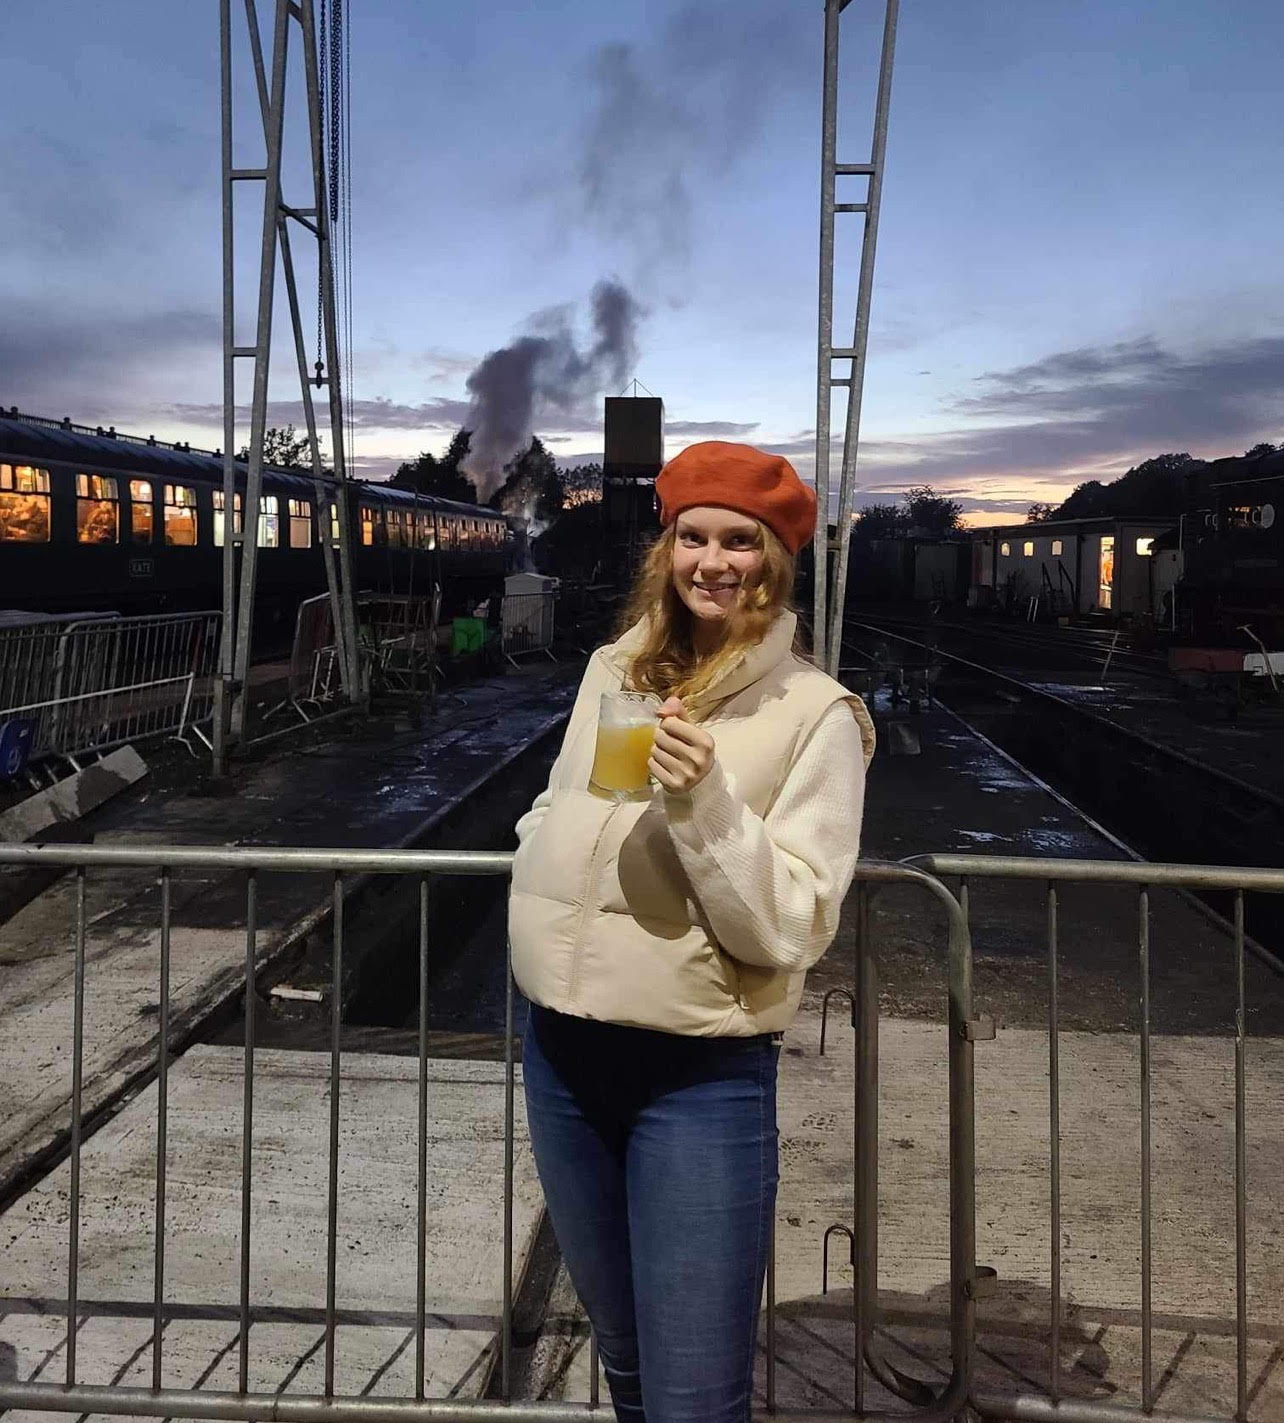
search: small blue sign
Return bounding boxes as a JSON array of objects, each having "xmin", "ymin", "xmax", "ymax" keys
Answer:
[{"xmin": 0, "ymin": 718, "xmax": 36, "ymax": 780}]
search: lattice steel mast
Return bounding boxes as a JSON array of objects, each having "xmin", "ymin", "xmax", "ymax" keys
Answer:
[
  {"xmin": 812, "ymin": 0, "xmax": 899, "ymax": 676},
  {"xmin": 214, "ymin": 0, "xmax": 361, "ymax": 774}
]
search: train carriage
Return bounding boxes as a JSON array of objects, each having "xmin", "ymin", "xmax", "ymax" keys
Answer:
[{"xmin": 0, "ymin": 411, "xmax": 516, "ymax": 638}]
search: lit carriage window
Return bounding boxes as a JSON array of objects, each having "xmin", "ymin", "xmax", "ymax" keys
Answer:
[
  {"xmin": 1135, "ymin": 537, "xmax": 1154, "ymax": 557},
  {"xmin": 129, "ymin": 480, "xmax": 154, "ymax": 543},
  {"xmin": 1023, "ymin": 540, "xmax": 1034, "ymax": 557},
  {"xmin": 388, "ymin": 509, "xmax": 408, "ymax": 549},
  {"xmin": 257, "ymin": 494, "xmax": 280, "ymax": 548},
  {"xmin": 163, "ymin": 483, "xmax": 198, "ymax": 546},
  {"xmin": 75, "ymin": 473, "xmax": 120, "ymax": 544},
  {"xmin": 288, "ymin": 498, "xmax": 312, "ymax": 548},
  {"xmin": 415, "ymin": 510, "xmax": 435, "ymax": 550},
  {"xmin": 1051, "ymin": 539, "xmax": 1063, "ymax": 556},
  {"xmin": 212, "ymin": 490, "xmax": 244, "ymax": 547},
  {"xmin": 360, "ymin": 504, "xmax": 375, "ymax": 546},
  {"xmin": 999, "ymin": 541, "xmax": 1011, "ymax": 556},
  {"xmin": 0, "ymin": 463, "xmax": 52, "ymax": 543},
  {"xmin": 328, "ymin": 502, "xmax": 340, "ymax": 541}
]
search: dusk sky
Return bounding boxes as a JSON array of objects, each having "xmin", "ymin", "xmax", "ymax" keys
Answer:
[{"xmin": 3, "ymin": 1, "xmax": 1282, "ymax": 525}]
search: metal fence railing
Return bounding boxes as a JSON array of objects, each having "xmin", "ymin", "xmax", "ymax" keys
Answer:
[
  {"xmin": 0, "ymin": 846, "xmax": 973, "ymax": 1423},
  {"xmin": 0, "ymin": 845, "xmax": 1278, "ymax": 1422},
  {"xmin": 0, "ymin": 610, "xmax": 221, "ymax": 768},
  {"xmin": 501, "ymin": 592, "xmax": 556, "ymax": 664},
  {"xmin": 865, "ymin": 855, "xmax": 1284, "ymax": 1423}
]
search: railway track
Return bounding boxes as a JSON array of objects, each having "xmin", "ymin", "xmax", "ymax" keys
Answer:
[
  {"xmin": 844, "ymin": 614, "xmax": 1284, "ymax": 967},
  {"xmin": 849, "ymin": 609, "xmax": 1171, "ymax": 684}
]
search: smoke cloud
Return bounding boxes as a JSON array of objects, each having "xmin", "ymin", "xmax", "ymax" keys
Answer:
[
  {"xmin": 571, "ymin": 2, "xmax": 811, "ymax": 270},
  {"xmin": 460, "ymin": 278, "xmax": 641, "ymax": 497}
]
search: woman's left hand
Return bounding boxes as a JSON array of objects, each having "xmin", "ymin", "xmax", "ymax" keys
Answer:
[{"xmin": 650, "ymin": 696, "xmax": 716, "ymax": 794}]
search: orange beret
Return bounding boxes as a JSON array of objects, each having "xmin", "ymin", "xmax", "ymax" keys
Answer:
[{"xmin": 655, "ymin": 441, "xmax": 817, "ymax": 555}]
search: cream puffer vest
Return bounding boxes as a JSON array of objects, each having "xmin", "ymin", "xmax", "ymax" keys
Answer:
[{"xmin": 508, "ymin": 611, "xmax": 874, "ymax": 1036}]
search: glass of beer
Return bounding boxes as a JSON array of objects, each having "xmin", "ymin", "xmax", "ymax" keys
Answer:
[{"xmin": 589, "ymin": 691, "xmax": 660, "ymax": 800}]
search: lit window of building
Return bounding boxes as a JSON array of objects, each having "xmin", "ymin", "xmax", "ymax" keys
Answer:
[
  {"xmin": 1023, "ymin": 540, "xmax": 1035, "ymax": 557},
  {"xmin": 1135, "ymin": 537, "xmax": 1154, "ymax": 556},
  {"xmin": 1051, "ymin": 539, "xmax": 1063, "ymax": 556},
  {"xmin": 999, "ymin": 541, "xmax": 1011, "ymax": 557}
]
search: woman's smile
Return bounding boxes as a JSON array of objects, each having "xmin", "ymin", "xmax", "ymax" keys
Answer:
[{"xmin": 695, "ymin": 580, "xmax": 740, "ymax": 607}]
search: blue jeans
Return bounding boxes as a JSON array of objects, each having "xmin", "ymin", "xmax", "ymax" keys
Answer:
[{"xmin": 522, "ymin": 1005, "xmax": 780, "ymax": 1423}]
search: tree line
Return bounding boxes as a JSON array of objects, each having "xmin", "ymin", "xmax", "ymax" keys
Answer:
[{"xmin": 1023, "ymin": 441, "xmax": 1283, "ymax": 525}]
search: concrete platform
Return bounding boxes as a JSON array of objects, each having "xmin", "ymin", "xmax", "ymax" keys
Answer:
[
  {"xmin": 0, "ymin": 1046, "xmax": 541, "ymax": 1418},
  {"xmin": 0, "ymin": 662, "xmax": 580, "ymax": 1200}
]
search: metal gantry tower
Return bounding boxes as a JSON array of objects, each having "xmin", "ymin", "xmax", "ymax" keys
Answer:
[
  {"xmin": 214, "ymin": 0, "xmax": 362, "ymax": 774},
  {"xmin": 812, "ymin": 0, "xmax": 899, "ymax": 677}
]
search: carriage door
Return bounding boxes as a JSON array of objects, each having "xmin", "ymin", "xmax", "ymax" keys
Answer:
[{"xmin": 1098, "ymin": 534, "xmax": 1115, "ymax": 610}]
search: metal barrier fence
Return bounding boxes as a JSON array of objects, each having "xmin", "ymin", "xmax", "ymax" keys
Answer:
[
  {"xmin": 501, "ymin": 592, "xmax": 556, "ymax": 664},
  {"xmin": 277, "ymin": 592, "xmax": 441, "ymax": 726},
  {"xmin": 873, "ymin": 855, "xmax": 1284, "ymax": 1423},
  {"xmin": 0, "ymin": 611, "xmax": 221, "ymax": 766},
  {"xmin": 0, "ymin": 845, "xmax": 1279, "ymax": 1422},
  {"xmin": 0, "ymin": 846, "xmax": 974, "ymax": 1423}
]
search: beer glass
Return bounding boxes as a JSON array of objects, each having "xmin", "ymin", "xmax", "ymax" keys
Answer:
[{"xmin": 589, "ymin": 691, "xmax": 660, "ymax": 800}]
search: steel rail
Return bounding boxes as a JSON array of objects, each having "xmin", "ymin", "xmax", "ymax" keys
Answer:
[{"xmin": 845, "ymin": 615, "xmax": 1284, "ymax": 814}]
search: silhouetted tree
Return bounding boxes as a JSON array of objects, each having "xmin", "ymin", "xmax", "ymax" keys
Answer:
[
  {"xmin": 852, "ymin": 502, "xmax": 908, "ymax": 538},
  {"xmin": 560, "ymin": 461, "xmax": 603, "ymax": 506},
  {"xmin": 1025, "ymin": 502, "xmax": 1056, "ymax": 523},
  {"xmin": 390, "ymin": 428, "xmax": 478, "ymax": 503},
  {"xmin": 1244, "ymin": 442, "xmax": 1282, "ymax": 458},
  {"xmin": 237, "ymin": 423, "xmax": 312, "ymax": 469},
  {"xmin": 903, "ymin": 485, "xmax": 963, "ymax": 535},
  {"xmin": 1053, "ymin": 454, "xmax": 1198, "ymax": 520},
  {"xmin": 489, "ymin": 436, "xmax": 563, "ymax": 525}
]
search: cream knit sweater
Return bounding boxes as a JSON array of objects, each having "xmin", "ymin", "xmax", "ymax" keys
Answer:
[
  {"xmin": 517, "ymin": 698, "xmax": 867, "ymax": 977},
  {"xmin": 662, "ymin": 699, "xmax": 867, "ymax": 973}
]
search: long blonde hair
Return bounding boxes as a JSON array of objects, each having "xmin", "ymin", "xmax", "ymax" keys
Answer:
[{"xmin": 616, "ymin": 519, "xmax": 801, "ymax": 703}]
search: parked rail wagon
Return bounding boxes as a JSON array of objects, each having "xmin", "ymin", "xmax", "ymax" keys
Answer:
[
  {"xmin": 969, "ymin": 515, "xmax": 1179, "ymax": 621},
  {"xmin": 0, "ymin": 410, "xmax": 517, "ymax": 633}
]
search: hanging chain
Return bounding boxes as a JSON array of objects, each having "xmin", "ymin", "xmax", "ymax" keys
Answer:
[
  {"xmin": 316, "ymin": 0, "xmax": 327, "ymax": 376},
  {"xmin": 328, "ymin": 0, "xmax": 343, "ymax": 226}
]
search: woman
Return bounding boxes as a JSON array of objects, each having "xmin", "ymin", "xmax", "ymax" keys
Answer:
[{"xmin": 509, "ymin": 440, "xmax": 874, "ymax": 1422}]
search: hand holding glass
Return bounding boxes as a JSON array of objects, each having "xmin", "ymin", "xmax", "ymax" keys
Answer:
[{"xmin": 589, "ymin": 692, "xmax": 660, "ymax": 800}]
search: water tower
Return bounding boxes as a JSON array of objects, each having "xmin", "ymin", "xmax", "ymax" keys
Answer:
[{"xmin": 601, "ymin": 395, "xmax": 663, "ymax": 576}]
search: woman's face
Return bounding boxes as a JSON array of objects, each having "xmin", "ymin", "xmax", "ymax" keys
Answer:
[{"xmin": 671, "ymin": 506, "xmax": 765, "ymax": 630}]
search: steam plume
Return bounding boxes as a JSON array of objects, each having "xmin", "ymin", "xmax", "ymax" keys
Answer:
[
  {"xmin": 461, "ymin": 279, "xmax": 640, "ymax": 497},
  {"xmin": 572, "ymin": 2, "xmax": 811, "ymax": 269}
]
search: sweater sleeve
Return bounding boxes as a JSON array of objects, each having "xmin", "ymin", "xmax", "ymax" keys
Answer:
[{"xmin": 663, "ymin": 700, "xmax": 867, "ymax": 973}]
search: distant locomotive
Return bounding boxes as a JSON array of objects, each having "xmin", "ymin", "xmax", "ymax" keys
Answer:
[
  {"xmin": 1176, "ymin": 453, "xmax": 1284, "ymax": 651},
  {"xmin": 0, "ymin": 411, "xmax": 516, "ymax": 632}
]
